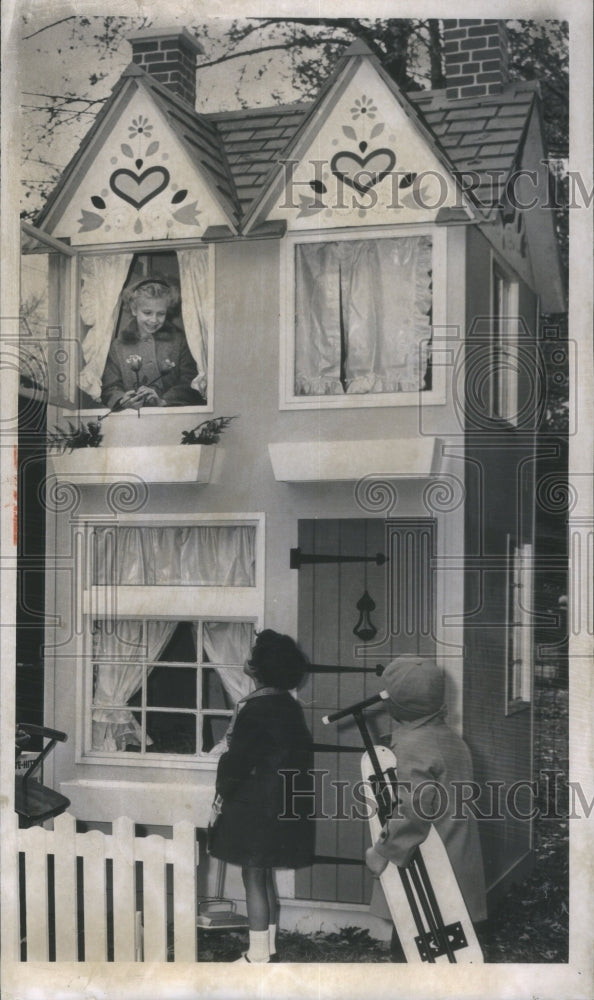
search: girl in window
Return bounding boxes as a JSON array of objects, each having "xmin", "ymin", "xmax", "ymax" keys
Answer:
[{"xmin": 101, "ymin": 276, "xmax": 205, "ymax": 409}]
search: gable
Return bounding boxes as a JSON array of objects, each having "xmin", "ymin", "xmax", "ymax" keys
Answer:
[
  {"xmin": 254, "ymin": 57, "xmax": 472, "ymax": 232},
  {"xmin": 48, "ymin": 85, "xmax": 234, "ymax": 246}
]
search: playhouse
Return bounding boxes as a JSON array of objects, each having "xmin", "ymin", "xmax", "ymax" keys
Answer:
[{"xmin": 16, "ymin": 19, "xmax": 564, "ymax": 951}]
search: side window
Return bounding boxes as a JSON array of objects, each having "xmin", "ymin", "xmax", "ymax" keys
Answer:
[
  {"xmin": 505, "ymin": 536, "xmax": 533, "ymax": 713},
  {"xmin": 78, "ymin": 246, "xmax": 211, "ymax": 411},
  {"xmin": 490, "ymin": 266, "xmax": 520, "ymax": 424},
  {"xmin": 282, "ymin": 231, "xmax": 442, "ymax": 409}
]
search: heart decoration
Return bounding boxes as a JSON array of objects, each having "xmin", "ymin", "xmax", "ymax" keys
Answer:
[
  {"xmin": 330, "ymin": 148, "xmax": 396, "ymax": 194},
  {"xmin": 109, "ymin": 166, "xmax": 170, "ymax": 209}
]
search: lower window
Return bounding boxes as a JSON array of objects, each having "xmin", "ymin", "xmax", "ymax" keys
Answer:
[{"xmin": 89, "ymin": 618, "xmax": 254, "ymax": 757}]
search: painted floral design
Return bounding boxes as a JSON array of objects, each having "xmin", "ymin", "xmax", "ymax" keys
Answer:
[
  {"xmin": 350, "ymin": 95, "xmax": 378, "ymax": 120},
  {"xmin": 128, "ymin": 115, "xmax": 153, "ymax": 139}
]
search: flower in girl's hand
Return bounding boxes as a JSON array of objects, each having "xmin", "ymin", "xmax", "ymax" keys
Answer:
[{"xmin": 126, "ymin": 355, "xmax": 143, "ymax": 373}]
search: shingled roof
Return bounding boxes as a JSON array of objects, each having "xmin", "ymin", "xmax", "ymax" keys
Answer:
[
  {"xmin": 36, "ymin": 57, "xmax": 536, "ymax": 235},
  {"xmin": 206, "ymin": 104, "xmax": 309, "ymax": 214},
  {"xmin": 408, "ymin": 81, "xmax": 538, "ymax": 208},
  {"xmin": 202, "ymin": 81, "xmax": 537, "ymax": 223}
]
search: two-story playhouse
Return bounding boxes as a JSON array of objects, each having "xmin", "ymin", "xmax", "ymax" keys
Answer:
[{"xmin": 17, "ymin": 19, "xmax": 564, "ymax": 941}]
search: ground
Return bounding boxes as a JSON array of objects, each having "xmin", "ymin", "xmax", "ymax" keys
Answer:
[{"xmin": 197, "ymin": 686, "xmax": 569, "ymax": 964}]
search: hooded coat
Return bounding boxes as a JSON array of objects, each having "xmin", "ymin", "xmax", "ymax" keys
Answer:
[{"xmin": 369, "ymin": 658, "xmax": 487, "ymax": 924}]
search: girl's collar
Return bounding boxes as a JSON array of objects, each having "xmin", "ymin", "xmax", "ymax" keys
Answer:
[{"xmin": 241, "ymin": 686, "xmax": 285, "ymax": 703}]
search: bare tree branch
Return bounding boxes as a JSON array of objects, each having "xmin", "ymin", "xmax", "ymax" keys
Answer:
[{"xmin": 22, "ymin": 16, "xmax": 76, "ymax": 41}]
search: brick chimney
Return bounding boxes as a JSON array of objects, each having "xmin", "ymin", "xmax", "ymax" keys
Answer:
[
  {"xmin": 443, "ymin": 20, "xmax": 510, "ymax": 99},
  {"xmin": 126, "ymin": 27, "xmax": 203, "ymax": 107}
]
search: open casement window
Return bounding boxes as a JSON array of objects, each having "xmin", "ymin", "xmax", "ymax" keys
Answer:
[
  {"xmin": 81, "ymin": 517, "xmax": 264, "ymax": 764},
  {"xmin": 78, "ymin": 245, "xmax": 212, "ymax": 411},
  {"xmin": 490, "ymin": 266, "xmax": 520, "ymax": 424},
  {"xmin": 19, "ymin": 223, "xmax": 77, "ymax": 405},
  {"xmin": 505, "ymin": 537, "xmax": 534, "ymax": 713},
  {"xmin": 281, "ymin": 227, "xmax": 446, "ymax": 409}
]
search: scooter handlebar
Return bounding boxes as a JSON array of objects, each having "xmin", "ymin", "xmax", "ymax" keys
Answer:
[{"xmin": 322, "ymin": 690, "xmax": 389, "ymax": 725}]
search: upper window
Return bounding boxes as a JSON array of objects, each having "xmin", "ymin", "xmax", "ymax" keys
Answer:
[
  {"xmin": 490, "ymin": 265, "xmax": 520, "ymax": 424},
  {"xmin": 281, "ymin": 228, "xmax": 446, "ymax": 409},
  {"xmin": 78, "ymin": 246, "xmax": 212, "ymax": 412}
]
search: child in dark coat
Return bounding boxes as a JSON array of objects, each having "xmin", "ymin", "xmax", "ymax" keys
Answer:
[
  {"xmin": 365, "ymin": 656, "xmax": 487, "ymax": 926},
  {"xmin": 208, "ymin": 630, "xmax": 314, "ymax": 963}
]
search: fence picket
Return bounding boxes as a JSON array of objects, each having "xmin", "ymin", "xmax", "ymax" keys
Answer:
[
  {"xmin": 21, "ymin": 825, "xmax": 50, "ymax": 961},
  {"xmin": 170, "ymin": 821, "xmax": 197, "ymax": 962},
  {"xmin": 78, "ymin": 829, "xmax": 108, "ymax": 961},
  {"xmin": 53, "ymin": 813, "xmax": 78, "ymax": 961},
  {"xmin": 111, "ymin": 817, "xmax": 137, "ymax": 961},
  {"xmin": 17, "ymin": 818, "xmax": 201, "ymax": 963},
  {"xmin": 138, "ymin": 834, "xmax": 168, "ymax": 961}
]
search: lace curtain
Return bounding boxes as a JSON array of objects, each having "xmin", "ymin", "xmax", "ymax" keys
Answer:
[
  {"xmin": 78, "ymin": 248, "xmax": 210, "ymax": 403},
  {"xmin": 91, "ymin": 619, "xmax": 176, "ymax": 751},
  {"xmin": 78, "ymin": 254, "xmax": 134, "ymax": 401},
  {"xmin": 295, "ymin": 236, "xmax": 432, "ymax": 395},
  {"xmin": 93, "ymin": 525, "xmax": 255, "ymax": 586},
  {"xmin": 177, "ymin": 248, "xmax": 209, "ymax": 399}
]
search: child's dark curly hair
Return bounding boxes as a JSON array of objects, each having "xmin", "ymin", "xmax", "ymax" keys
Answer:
[{"xmin": 248, "ymin": 629, "xmax": 309, "ymax": 690}]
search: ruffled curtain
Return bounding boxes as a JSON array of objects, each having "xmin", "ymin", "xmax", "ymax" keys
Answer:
[
  {"xmin": 176, "ymin": 248, "xmax": 209, "ymax": 398},
  {"xmin": 295, "ymin": 236, "xmax": 432, "ymax": 395},
  {"xmin": 91, "ymin": 619, "xmax": 176, "ymax": 751},
  {"xmin": 93, "ymin": 525, "xmax": 255, "ymax": 586},
  {"xmin": 78, "ymin": 254, "xmax": 134, "ymax": 401}
]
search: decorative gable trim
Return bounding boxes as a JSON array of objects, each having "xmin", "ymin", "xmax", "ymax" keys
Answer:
[
  {"xmin": 242, "ymin": 43, "xmax": 477, "ymax": 234},
  {"xmin": 36, "ymin": 66, "xmax": 240, "ymax": 242}
]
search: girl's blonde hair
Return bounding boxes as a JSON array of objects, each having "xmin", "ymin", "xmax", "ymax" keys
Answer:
[{"xmin": 122, "ymin": 275, "xmax": 180, "ymax": 313}]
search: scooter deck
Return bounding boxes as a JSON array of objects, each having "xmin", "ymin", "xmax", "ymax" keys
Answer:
[{"xmin": 362, "ymin": 746, "xmax": 484, "ymax": 963}]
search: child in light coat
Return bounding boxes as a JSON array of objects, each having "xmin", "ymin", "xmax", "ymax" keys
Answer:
[{"xmin": 365, "ymin": 656, "xmax": 487, "ymax": 926}]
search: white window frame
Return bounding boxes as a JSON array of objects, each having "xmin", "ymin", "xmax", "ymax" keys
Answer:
[
  {"xmin": 76, "ymin": 239, "xmax": 215, "ymax": 417},
  {"xmin": 490, "ymin": 259, "xmax": 520, "ymax": 425},
  {"xmin": 505, "ymin": 536, "xmax": 534, "ymax": 714},
  {"xmin": 280, "ymin": 224, "xmax": 447, "ymax": 410},
  {"xmin": 19, "ymin": 222, "xmax": 78, "ymax": 406},
  {"xmin": 75, "ymin": 512, "xmax": 265, "ymax": 769}
]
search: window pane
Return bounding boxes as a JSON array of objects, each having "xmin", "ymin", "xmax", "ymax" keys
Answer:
[
  {"xmin": 202, "ymin": 668, "xmax": 236, "ymax": 711},
  {"xmin": 158, "ymin": 621, "xmax": 197, "ymax": 662},
  {"xmin": 201, "ymin": 715, "xmax": 233, "ymax": 754},
  {"xmin": 295, "ymin": 236, "xmax": 432, "ymax": 396},
  {"xmin": 147, "ymin": 666, "xmax": 197, "ymax": 708},
  {"xmin": 93, "ymin": 525, "xmax": 256, "ymax": 585},
  {"xmin": 146, "ymin": 712, "xmax": 197, "ymax": 754},
  {"xmin": 20, "ymin": 234, "xmax": 74, "ymax": 404}
]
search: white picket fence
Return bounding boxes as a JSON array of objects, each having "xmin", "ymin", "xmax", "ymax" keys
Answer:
[{"xmin": 18, "ymin": 813, "xmax": 199, "ymax": 962}]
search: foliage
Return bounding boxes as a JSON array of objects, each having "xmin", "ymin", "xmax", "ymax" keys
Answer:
[
  {"xmin": 47, "ymin": 418, "xmax": 104, "ymax": 452},
  {"xmin": 181, "ymin": 415, "xmax": 238, "ymax": 445}
]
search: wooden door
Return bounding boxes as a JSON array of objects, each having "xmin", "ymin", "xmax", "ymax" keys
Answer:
[{"xmin": 295, "ymin": 518, "xmax": 436, "ymax": 904}]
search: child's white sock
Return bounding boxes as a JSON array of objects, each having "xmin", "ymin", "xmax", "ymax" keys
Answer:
[
  {"xmin": 246, "ymin": 928, "xmax": 270, "ymax": 963},
  {"xmin": 268, "ymin": 922, "xmax": 277, "ymax": 956}
]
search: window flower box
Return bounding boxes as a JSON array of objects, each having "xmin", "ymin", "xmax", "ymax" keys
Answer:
[{"xmin": 48, "ymin": 444, "xmax": 215, "ymax": 484}]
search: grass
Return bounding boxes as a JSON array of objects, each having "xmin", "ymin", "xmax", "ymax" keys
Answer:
[{"xmin": 198, "ymin": 685, "xmax": 569, "ymax": 964}]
